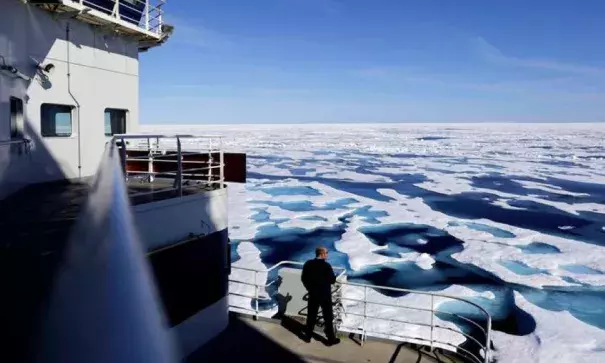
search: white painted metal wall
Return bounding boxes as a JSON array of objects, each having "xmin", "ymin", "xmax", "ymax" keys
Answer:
[
  {"xmin": 0, "ymin": 0, "xmax": 140, "ymax": 198},
  {"xmin": 175, "ymin": 296, "xmax": 229, "ymax": 359},
  {"xmin": 133, "ymin": 188, "xmax": 229, "ymax": 251}
]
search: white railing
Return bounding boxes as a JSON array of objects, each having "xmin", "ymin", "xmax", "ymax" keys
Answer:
[
  {"xmin": 0, "ymin": 139, "xmax": 33, "ymax": 154},
  {"xmin": 65, "ymin": 0, "xmax": 165, "ymax": 36},
  {"xmin": 0, "ymin": 139, "xmax": 29, "ymax": 147},
  {"xmin": 229, "ymin": 261, "xmax": 492, "ymax": 363},
  {"xmin": 112, "ymin": 134, "xmax": 225, "ymax": 198},
  {"xmin": 229, "ymin": 261, "xmax": 347, "ymax": 318}
]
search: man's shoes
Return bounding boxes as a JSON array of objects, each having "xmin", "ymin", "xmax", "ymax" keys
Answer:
[
  {"xmin": 301, "ymin": 334, "xmax": 312, "ymax": 343},
  {"xmin": 326, "ymin": 338, "xmax": 341, "ymax": 346}
]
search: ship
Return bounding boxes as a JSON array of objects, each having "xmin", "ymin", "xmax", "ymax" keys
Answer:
[{"xmin": 0, "ymin": 1, "xmax": 492, "ymax": 362}]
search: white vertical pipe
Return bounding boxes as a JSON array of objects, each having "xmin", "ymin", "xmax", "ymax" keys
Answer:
[
  {"xmin": 145, "ymin": 0, "xmax": 149, "ymax": 31},
  {"xmin": 254, "ymin": 271, "xmax": 259, "ymax": 320},
  {"xmin": 362, "ymin": 286, "xmax": 367, "ymax": 346},
  {"xmin": 485, "ymin": 315, "xmax": 492, "ymax": 363},
  {"xmin": 219, "ymin": 138, "xmax": 224, "ymax": 189}
]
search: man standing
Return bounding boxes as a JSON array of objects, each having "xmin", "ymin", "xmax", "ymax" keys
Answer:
[{"xmin": 301, "ymin": 246, "xmax": 340, "ymax": 345}]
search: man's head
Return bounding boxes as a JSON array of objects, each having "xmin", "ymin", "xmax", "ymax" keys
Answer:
[{"xmin": 315, "ymin": 246, "xmax": 328, "ymax": 260}]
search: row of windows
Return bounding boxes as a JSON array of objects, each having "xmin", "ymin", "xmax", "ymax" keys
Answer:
[
  {"xmin": 41, "ymin": 104, "xmax": 128, "ymax": 137},
  {"xmin": 7, "ymin": 100, "xmax": 127, "ymax": 139}
]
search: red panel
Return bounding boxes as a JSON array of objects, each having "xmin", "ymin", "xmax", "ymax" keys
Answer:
[
  {"xmin": 223, "ymin": 153, "xmax": 247, "ymax": 183},
  {"xmin": 123, "ymin": 150, "xmax": 247, "ymax": 183}
]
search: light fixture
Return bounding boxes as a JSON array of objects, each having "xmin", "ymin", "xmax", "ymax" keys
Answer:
[
  {"xmin": 41, "ymin": 63, "xmax": 55, "ymax": 74},
  {"xmin": 31, "ymin": 56, "xmax": 55, "ymax": 75}
]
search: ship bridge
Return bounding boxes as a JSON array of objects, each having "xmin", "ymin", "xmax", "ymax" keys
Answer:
[{"xmin": 27, "ymin": 0, "xmax": 170, "ymax": 48}]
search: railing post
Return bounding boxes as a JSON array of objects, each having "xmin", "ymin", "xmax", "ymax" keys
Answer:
[
  {"xmin": 362, "ymin": 286, "xmax": 367, "ymax": 346},
  {"xmin": 485, "ymin": 316, "xmax": 491, "ymax": 363},
  {"xmin": 147, "ymin": 137, "xmax": 154, "ymax": 183},
  {"xmin": 219, "ymin": 138, "xmax": 224, "ymax": 189},
  {"xmin": 175, "ymin": 136, "xmax": 182, "ymax": 197},
  {"xmin": 254, "ymin": 271, "xmax": 259, "ymax": 321},
  {"xmin": 158, "ymin": 6, "xmax": 163, "ymax": 35},
  {"xmin": 145, "ymin": 0, "xmax": 149, "ymax": 31},
  {"xmin": 430, "ymin": 295, "xmax": 435, "ymax": 352},
  {"xmin": 113, "ymin": 0, "xmax": 120, "ymax": 18},
  {"xmin": 208, "ymin": 138, "xmax": 213, "ymax": 186}
]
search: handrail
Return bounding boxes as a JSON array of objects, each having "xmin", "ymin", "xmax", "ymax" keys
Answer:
[
  {"xmin": 0, "ymin": 140, "xmax": 27, "ymax": 146},
  {"xmin": 112, "ymin": 134, "xmax": 225, "ymax": 197},
  {"xmin": 228, "ymin": 262, "xmax": 492, "ymax": 363},
  {"xmin": 69, "ymin": 0, "xmax": 166, "ymax": 37}
]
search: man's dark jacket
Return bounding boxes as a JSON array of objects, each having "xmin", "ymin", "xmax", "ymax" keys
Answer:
[{"xmin": 301, "ymin": 258, "xmax": 336, "ymax": 299}]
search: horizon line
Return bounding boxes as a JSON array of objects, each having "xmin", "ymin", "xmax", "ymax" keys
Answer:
[{"xmin": 141, "ymin": 121, "xmax": 605, "ymax": 126}]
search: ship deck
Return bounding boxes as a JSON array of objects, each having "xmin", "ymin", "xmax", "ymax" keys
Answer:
[{"xmin": 188, "ymin": 314, "xmax": 461, "ymax": 363}]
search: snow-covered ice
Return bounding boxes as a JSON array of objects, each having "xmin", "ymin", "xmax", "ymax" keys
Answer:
[{"xmin": 143, "ymin": 123, "xmax": 605, "ymax": 363}]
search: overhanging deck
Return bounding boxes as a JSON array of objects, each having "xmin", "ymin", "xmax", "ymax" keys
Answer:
[{"xmin": 28, "ymin": 0, "xmax": 168, "ymax": 46}]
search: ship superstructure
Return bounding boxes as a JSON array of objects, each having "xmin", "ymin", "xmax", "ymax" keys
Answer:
[{"xmin": 1, "ymin": 1, "xmax": 244, "ymax": 360}]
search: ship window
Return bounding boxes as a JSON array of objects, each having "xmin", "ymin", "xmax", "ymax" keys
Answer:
[
  {"xmin": 104, "ymin": 108, "xmax": 127, "ymax": 136},
  {"xmin": 41, "ymin": 104, "xmax": 73, "ymax": 137},
  {"xmin": 9, "ymin": 97, "xmax": 23, "ymax": 139}
]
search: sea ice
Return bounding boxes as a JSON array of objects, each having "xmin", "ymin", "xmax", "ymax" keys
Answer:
[{"xmin": 144, "ymin": 123, "xmax": 605, "ymax": 363}]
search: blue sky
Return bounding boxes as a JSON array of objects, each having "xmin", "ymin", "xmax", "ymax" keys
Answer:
[{"xmin": 140, "ymin": 0, "xmax": 605, "ymax": 124}]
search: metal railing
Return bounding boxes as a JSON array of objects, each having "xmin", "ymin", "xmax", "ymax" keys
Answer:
[
  {"xmin": 229, "ymin": 261, "xmax": 347, "ymax": 318},
  {"xmin": 0, "ymin": 140, "xmax": 27, "ymax": 146},
  {"xmin": 0, "ymin": 138, "xmax": 33, "ymax": 154},
  {"xmin": 65, "ymin": 0, "xmax": 166, "ymax": 36},
  {"xmin": 112, "ymin": 134, "xmax": 225, "ymax": 199},
  {"xmin": 229, "ymin": 261, "xmax": 492, "ymax": 363}
]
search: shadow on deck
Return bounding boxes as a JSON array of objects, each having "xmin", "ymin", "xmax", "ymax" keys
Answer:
[{"xmin": 188, "ymin": 314, "xmax": 461, "ymax": 363}]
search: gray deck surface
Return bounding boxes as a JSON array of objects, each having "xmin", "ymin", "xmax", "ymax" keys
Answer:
[{"xmin": 188, "ymin": 314, "xmax": 461, "ymax": 363}]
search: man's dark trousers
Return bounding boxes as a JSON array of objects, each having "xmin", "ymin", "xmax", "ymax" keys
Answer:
[{"xmin": 305, "ymin": 294, "xmax": 336, "ymax": 340}]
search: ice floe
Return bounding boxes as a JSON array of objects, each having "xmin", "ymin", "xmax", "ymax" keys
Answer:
[{"xmin": 144, "ymin": 123, "xmax": 605, "ymax": 363}]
